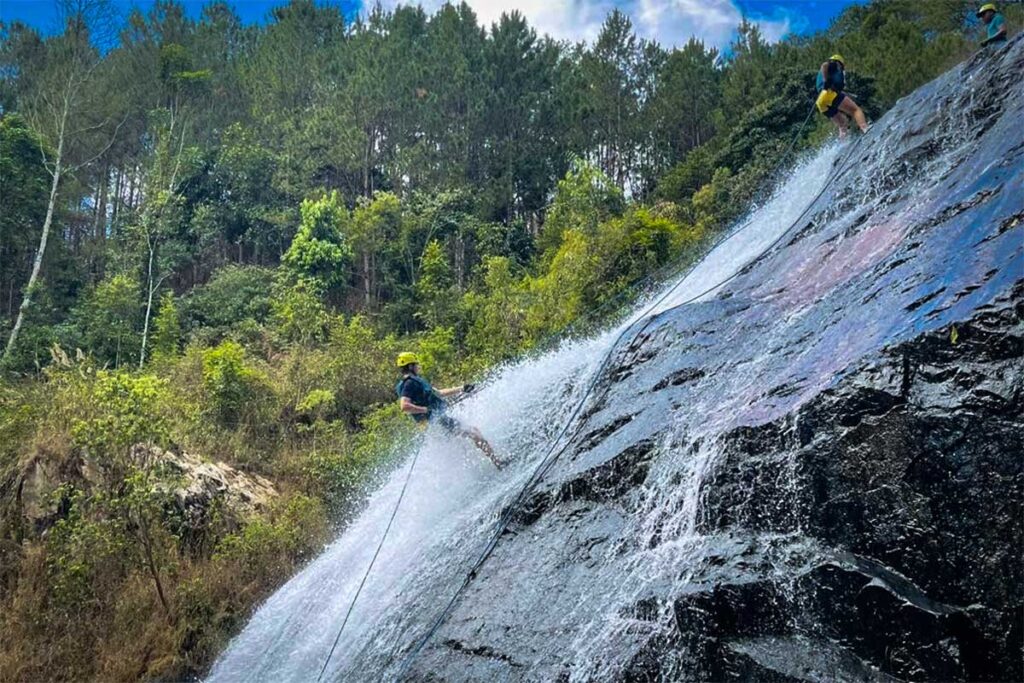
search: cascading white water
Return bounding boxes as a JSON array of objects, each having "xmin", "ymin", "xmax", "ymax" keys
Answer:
[{"xmin": 207, "ymin": 141, "xmax": 845, "ymax": 683}]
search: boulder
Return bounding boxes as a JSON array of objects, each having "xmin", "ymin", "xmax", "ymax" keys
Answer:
[{"xmin": 16, "ymin": 444, "xmax": 278, "ymax": 539}]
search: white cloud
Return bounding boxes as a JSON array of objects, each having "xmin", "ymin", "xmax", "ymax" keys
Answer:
[
  {"xmin": 372, "ymin": 0, "xmax": 793, "ymax": 48},
  {"xmin": 634, "ymin": 0, "xmax": 791, "ymax": 47}
]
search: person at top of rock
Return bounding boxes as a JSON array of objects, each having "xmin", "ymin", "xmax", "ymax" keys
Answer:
[
  {"xmin": 977, "ymin": 3, "xmax": 1008, "ymax": 46},
  {"xmin": 395, "ymin": 352, "xmax": 502, "ymax": 469},
  {"xmin": 815, "ymin": 53, "xmax": 870, "ymax": 139}
]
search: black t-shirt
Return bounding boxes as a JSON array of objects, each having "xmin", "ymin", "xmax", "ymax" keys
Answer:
[{"xmin": 397, "ymin": 375, "xmax": 446, "ymax": 422}]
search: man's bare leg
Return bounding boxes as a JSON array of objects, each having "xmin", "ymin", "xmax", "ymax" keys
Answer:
[
  {"xmin": 838, "ymin": 97, "xmax": 869, "ymax": 132},
  {"xmin": 459, "ymin": 426, "xmax": 503, "ymax": 469},
  {"xmin": 834, "ymin": 112, "xmax": 849, "ymax": 139}
]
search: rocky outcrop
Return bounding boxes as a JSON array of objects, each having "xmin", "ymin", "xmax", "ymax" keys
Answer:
[
  {"xmin": 141, "ymin": 445, "xmax": 279, "ymax": 533},
  {"xmin": 400, "ymin": 38, "xmax": 1024, "ymax": 682},
  {"xmin": 16, "ymin": 444, "xmax": 277, "ymax": 539}
]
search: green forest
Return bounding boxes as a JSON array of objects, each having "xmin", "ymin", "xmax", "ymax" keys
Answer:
[{"xmin": 0, "ymin": 0, "xmax": 1013, "ymax": 679}]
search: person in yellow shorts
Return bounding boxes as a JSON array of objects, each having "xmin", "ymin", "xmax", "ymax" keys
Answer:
[{"xmin": 816, "ymin": 54, "xmax": 869, "ymax": 138}]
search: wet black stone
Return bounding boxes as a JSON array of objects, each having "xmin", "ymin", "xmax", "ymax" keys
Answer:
[{"xmin": 400, "ymin": 37, "xmax": 1024, "ymax": 682}]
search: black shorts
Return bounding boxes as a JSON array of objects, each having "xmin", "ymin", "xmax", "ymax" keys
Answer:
[
  {"xmin": 415, "ymin": 414, "xmax": 460, "ymax": 433},
  {"xmin": 434, "ymin": 415, "xmax": 459, "ymax": 433},
  {"xmin": 826, "ymin": 92, "xmax": 847, "ymax": 118}
]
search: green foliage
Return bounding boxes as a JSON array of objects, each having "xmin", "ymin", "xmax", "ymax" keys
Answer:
[
  {"xmin": 463, "ymin": 256, "xmax": 528, "ymax": 363},
  {"xmin": 270, "ymin": 278, "xmax": 330, "ymax": 346},
  {"xmin": 415, "ymin": 240, "xmax": 454, "ymax": 329},
  {"xmin": 414, "ymin": 325, "xmax": 457, "ymax": 380},
  {"xmin": 159, "ymin": 43, "xmax": 213, "ymax": 93},
  {"xmin": 200, "ymin": 341, "xmax": 269, "ymax": 428},
  {"xmin": 351, "ymin": 191, "xmax": 404, "ymax": 308},
  {"xmin": 324, "ymin": 315, "xmax": 398, "ymax": 424},
  {"xmin": 589, "ymin": 207, "xmax": 680, "ymax": 305},
  {"xmin": 70, "ymin": 371, "xmax": 170, "ymax": 470},
  {"xmin": 45, "ymin": 485, "xmax": 131, "ymax": 611},
  {"xmin": 539, "ymin": 158, "xmax": 624, "ymax": 256},
  {"xmin": 0, "ymin": 116, "xmax": 51, "ymax": 332},
  {"xmin": 689, "ymin": 167, "xmax": 734, "ymax": 233},
  {"xmin": 296, "ymin": 389, "xmax": 335, "ymax": 419},
  {"xmin": 524, "ymin": 229, "xmax": 595, "ymax": 340},
  {"xmin": 655, "ymin": 143, "xmax": 716, "ymax": 206},
  {"xmin": 300, "ymin": 404, "xmax": 413, "ymax": 517},
  {"xmin": 63, "ymin": 274, "xmax": 142, "ymax": 368},
  {"xmin": 213, "ymin": 494, "xmax": 327, "ymax": 579},
  {"xmin": 150, "ymin": 293, "xmax": 181, "ymax": 362},
  {"xmin": 282, "ymin": 192, "xmax": 352, "ymax": 292},
  {"xmin": 184, "ymin": 265, "xmax": 275, "ymax": 345}
]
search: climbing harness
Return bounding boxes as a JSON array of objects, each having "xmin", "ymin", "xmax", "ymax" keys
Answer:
[{"xmin": 317, "ymin": 102, "xmax": 867, "ymax": 681}]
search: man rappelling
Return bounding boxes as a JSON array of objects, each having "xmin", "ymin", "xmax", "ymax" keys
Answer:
[
  {"xmin": 816, "ymin": 53, "xmax": 870, "ymax": 138},
  {"xmin": 395, "ymin": 352, "xmax": 502, "ymax": 469},
  {"xmin": 977, "ymin": 4, "xmax": 1008, "ymax": 47}
]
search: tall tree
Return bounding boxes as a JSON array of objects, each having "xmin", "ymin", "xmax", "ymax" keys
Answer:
[
  {"xmin": 720, "ymin": 20, "xmax": 774, "ymax": 124},
  {"xmin": 651, "ymin": 38, "xmax": 720, "ymax": 169},
  {"xmin": 481, "ymin": 12, "xmax": 563, "ymax": 223},
  {"xmin": 582, "ymin": 10, "xmax": 645, "ymax": 190},
  {"xmin": 4, "ymin": 0, "xmax": 123, "ymax": 360}
]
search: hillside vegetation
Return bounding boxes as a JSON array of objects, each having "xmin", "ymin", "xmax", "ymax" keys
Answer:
[{"xmin": 0, "ymin": 1, "xmax": 1014, "ymax": 679}]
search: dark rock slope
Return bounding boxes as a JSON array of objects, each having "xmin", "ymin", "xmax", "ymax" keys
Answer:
[{"xmin": 405, "ymin": 38, "xmax": 1024, "ymax": 681}]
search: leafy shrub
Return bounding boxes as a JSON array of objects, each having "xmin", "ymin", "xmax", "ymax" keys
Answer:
[
  {"xmin": 201, "ymin": 341, "xmax": 271, "ymax": 428},
  {"xmin": 70, "ymin": 371, "xmax": 171, "ymax": 473},
  {"xmin": 270, "ymin": 279, "xmax": 330, "ymax": 346},
  {"xmin": 45, "ymin": 485, "xmax": 131, "ymax": 612},
  {"xmin": 538, "ymin": 158, "xmax": 624, "ymax": 257},
  {"xmin": 213, "ymin": 494, "xmax": 327, "ymax": 582},
  {"xmin": 654, "ymin": 145, "xmax": 715, "ymax": 205},
  {"xmin": 414, "ymin": 240, "xmax": 455, "ymax": 329},
  {"xmin": 62, "ymin": 274, "xmax": 142, "ymax": 368},
  {"xmin": 150, "ymin": 293, "xmax": 182, "ymax": 363},
  {"xmin": 183, "ymin": 265, "xmax": 275, "ymax": 344}
]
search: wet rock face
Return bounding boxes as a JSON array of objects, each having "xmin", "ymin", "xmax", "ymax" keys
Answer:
[
  {"xmin": 683, "ymin": 287, "xmax": 1023, "ymax": 682},
  {"xmin": 403, "ymin": 38, "xmax": 1024, "ymax": 682}
]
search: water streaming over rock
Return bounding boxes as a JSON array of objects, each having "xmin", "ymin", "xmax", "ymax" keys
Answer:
[{"xmin": 210, "ymin": 39, "xmax": 1023, "ymax": 682}]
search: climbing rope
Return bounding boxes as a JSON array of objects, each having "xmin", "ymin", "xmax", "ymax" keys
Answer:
[
  {"xmin": 316, "ymin": 446, "xmax": 422, "ymax": 681},
  {"xmin": 394, "ymin": 115, "xmax": 869, "ymax": 680},
  {"xmin": 315, "ymin": 101, "xmax": 857, "ymax": 680}
]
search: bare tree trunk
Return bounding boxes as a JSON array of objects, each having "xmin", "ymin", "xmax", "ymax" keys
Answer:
[
  {"xmin": 455, "ymin": 233, "xmax": 465, "ymax": 290},
  {"xmin": 4, "ymin": 138, "xmax": 64, "ymax": 360},
  {"xmin": 363, "ymin": 251, "xmax": 372, "ymax": 308},
  {"xmin": 128, "ymin": 168, "xmax": 137, "ymax": 210},
  {"xmin": 371, "ymin": 250, "xmax": 378, "ymax": 305},
  {"xmin": 94, "ymin": 164, "xmax": 107, "ymax": 241},
  {"xmin": 135, "ymin": 508, "xmax": 173, "ymax": 621},
  {"xmin": 139, "ymin": 120, "xmax": 186, "ymax": 368},
  {"xmin": 139, "ymin": 237, "xmax": 157, "ymax": 368},
  {"xmin": 111, "ymin": 167, "xmax": 121, "ymax": 231}
]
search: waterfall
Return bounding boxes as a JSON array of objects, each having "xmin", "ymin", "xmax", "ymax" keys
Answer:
[
  {"xmin": 207, "ymin": 142, "xmax": 847, "ymax": 683},
  {"xmin": 211, "ymin": 41, "xmax": 1024, "ymax": 681}
]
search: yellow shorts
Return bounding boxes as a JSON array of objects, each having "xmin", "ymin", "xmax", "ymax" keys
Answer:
[{"xmin": 816, "ymin": 89, "xmax": 845, "ymax": 117}]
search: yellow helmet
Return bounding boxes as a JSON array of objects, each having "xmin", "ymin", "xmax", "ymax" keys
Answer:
[
  {"xmin": 977, "ymin": 3, "xmax": 996, "ymax": 17},
  {"xmin": 396, "ymin": 352, "xmax": 419, "ymax": 368},
  {"xmin": 830, "ymin": 53, "xmax": 845, "ymax": 65}
]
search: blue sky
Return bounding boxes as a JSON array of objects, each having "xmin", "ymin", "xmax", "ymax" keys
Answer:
[{"xmin": 1, "ymin": 0, "xmax": 863, "ymax": 47}]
